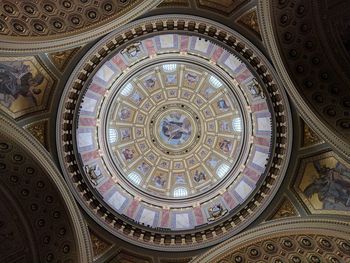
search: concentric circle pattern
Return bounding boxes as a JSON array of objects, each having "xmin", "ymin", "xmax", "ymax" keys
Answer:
[
  {"xmin": 76, "ymin": 33, "xmax": 272, "ymax": 230},
  {"xmin": 105, "ymin": 61, "xmax": 244, "ymax": 200},
  {"xmin": 58, "ymin": 15, "xmax": 292, "ymax": 250}
]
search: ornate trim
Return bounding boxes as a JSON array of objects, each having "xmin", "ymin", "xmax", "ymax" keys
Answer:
[
  {"xmin": 0, "ymin": 0, "xmax": 163, "ymax": 55},
  {"xmin": 56, "ymin": 14, "xmax": 293, "ymax": 251},
  {"xmin": 191, "ymin": 218, "xmax": 350, "ymax": 262}
]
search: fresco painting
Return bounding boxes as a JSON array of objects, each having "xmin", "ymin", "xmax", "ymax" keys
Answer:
[
  {"xmin": 0, "ymin": 57, "xmax": 53, "ymax": 118},
  {"xmin": 298, "ymin": 153, "xmax": 350, "ymax": 213}
]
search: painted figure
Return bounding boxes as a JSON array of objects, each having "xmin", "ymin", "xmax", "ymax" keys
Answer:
[
  {"xmin": 85, "ymin": 164, "xmax": 102, "ymax": 186},
  {"xmin": 0, "ymin": 63, "xmax": 44, "ymax": 108},
  {"xmin": 185, "ymin": 72, "xmax": 198, "ymax": 86},
  {"xmin": 247, "ymin": 78, "xmax": 265, "ymax": 99},
  {"xmin": 218, "ymin": 139, "xmax": 232, "ymax": 153},
  {"xmin": 121, "ymin": 129, "xmax": 131, "ymax": 140},
  {"xmin": 208, "ymin": 204, "xmax": 228, "ymax": 221},
  {"xmin": 217, "ymin": 98, "xmax": 230, "ymax": 111},
  {"xmin": 137, "ymin": 162, "xmax": 150, "ymax": 175},
  {"xmin": 122, "ymin": 148, "xmax": 134, "ymax": 161},
  {"xmin": 303, "ymin": 161, "xmax": 350, "ymax": 210},
  {"xmin": 144, "ymin": 76, "xmax": 156, "ymax": 89},
  {"xmin": 154, "ymin": 174, "xmax": 166, "ymax": 188},
  {"xmin": 160, "ymin": 112, "xmax": 192, "ymax": 145},
  {"xmin": 119, "ymin": 108, "xmax": 131, "ymax": 120},
  {"xmin": 193, "ymin": 170, "xmax": 206, "ymax": 183}
]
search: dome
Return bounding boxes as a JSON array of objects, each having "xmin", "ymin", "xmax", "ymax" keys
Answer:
[{"xmin": 57, "ymin": 15, "xmax": 292, "ymax": 251}]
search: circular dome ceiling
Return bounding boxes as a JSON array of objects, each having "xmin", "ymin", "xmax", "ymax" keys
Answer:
[
  {"xmin": 103, "ymin": 60, "xmax": 246, "ymax": 201},
  {"xmin": 57, "ymin": 15, "xmax": 292, "ymax": 251}
]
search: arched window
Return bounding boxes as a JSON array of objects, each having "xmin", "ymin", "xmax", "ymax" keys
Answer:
[
  {"xmin": 128, "ymin": 172, "xmax": 141, "ymax": 185},
  {"xmin": 108, "ymin": 128, "xmax": 118, "ymax": 143},
  {"xmin": 120, "ymin": 83, "xmax": 133, "ymax": 96},
  {"xmin": 216, "ymin": 164, "xmax": 230, "ymax": 178},
  {"xmin": 232, "ymin": 117, "xmax": 242, "ymax": 132},
  {"xmin": 209, "ymin": 75, "xmax": 222, "ymax": 88},
  {"xmin": 162, "ymin": 64, "xmax": 177, "ymax": 72},
  {"xmin": 173, "ymin": 187, "xmax": 188, "ymax": 197}
]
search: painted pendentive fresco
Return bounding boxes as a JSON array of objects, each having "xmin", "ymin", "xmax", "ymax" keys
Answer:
[
  {"xmin": 0, "ymin": 57, "xmax": 54, "ymax": 118},
  {"xmin": 296, "ymin": 152, "xmax": 350, "ymax": 213}
]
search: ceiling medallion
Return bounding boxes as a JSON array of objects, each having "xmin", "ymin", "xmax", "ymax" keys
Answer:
[
  {"xmin": 149, "ymin": 104, "xmax": 200, "ymax": 155},
  {"xmin": 57, "ymin": 15, "xmax": 292, "ymax": 251}
]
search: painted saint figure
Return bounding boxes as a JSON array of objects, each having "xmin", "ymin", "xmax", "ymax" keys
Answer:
[
  {"xmin": 122, "ymin": 148, "xmax": 134, "ymax": 161},
  {"xmin": 193, "ymin": 170, "xmax": 206, "ymax": 183},
  {"xmin": 217, "ymin": 98, "xmax": 230, "ymax": 111},
  {"xmin": 303, "ymin": 161, "xmax": 350, "ymax": 210},
  {"xmin": 0, "ymin": 63, "xmax": 44, "ymax": 108},
  {"xmin": 160, "ymin": 112, "xmax": 192, "ymax": 145}
]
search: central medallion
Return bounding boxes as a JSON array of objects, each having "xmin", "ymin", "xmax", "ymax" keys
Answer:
[
  {"xmin": 149, "ymin": 104, "xmax": 201, "ymax": 155},
  {"xmin": 159, "ymin": 111, "xmax": 192, "ymax": 147}
]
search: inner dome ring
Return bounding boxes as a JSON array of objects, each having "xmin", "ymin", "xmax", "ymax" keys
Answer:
[{"xmin": 101, "ymin": 58, "xmax": 248, "ymax": 203}]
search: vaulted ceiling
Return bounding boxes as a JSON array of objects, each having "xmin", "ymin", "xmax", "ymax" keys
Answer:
[{"xmin": 0, "ymin": 1, "xmax": 349, "ymax": 263}]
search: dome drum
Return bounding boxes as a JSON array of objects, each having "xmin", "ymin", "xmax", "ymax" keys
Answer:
[{"xmin": 57, "ymin": 15, "xmax": 292, "ymax": 251}]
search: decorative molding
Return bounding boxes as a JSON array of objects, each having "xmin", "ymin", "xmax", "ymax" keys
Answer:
[
  {"xmin": 56, "ymin": 14, "xmax": 293, "ymax": 251},
  {"xmin": 191, "ymin": 218, "xmax": 350, "ymax": 263},
  {"xmin": 0, "ymin": 0, "xmax": 163, "ymax": 55},
  {"xmin": 195, "ymin": 0, "xmax": 249, "ymax": 16},
  {"xmin": 157, "ymin": 0, "xmax": 190, "ymax": 8}
]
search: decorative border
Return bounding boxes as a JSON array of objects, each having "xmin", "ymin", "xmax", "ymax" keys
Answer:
[{"xmin": 56, "ymin": 15, "xmax": 292, "ymax": 251}]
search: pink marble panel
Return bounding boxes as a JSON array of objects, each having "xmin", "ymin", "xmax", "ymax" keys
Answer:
[
  {"xmin": 98, "ymin": 178, "xmax": 115, "ymax": 195},
  {"xmin": 111, "ymin": 55, "xmax": 127, "ymax": 71},
  {"xmin": 81, "ymin": 150, "xmax": 99, "ymax": 162},
  {"xmin": 194, "ymin": 207, "xmax": 204, "ymax": 225},
  {"xmin": 243, "ymin": 167, "xmax": 260, "ymax": 183},
  {"xmin": 180, "ymin": 35, "xmax": 189, "ymax": 52},
  {"xmin": 251, "ymin": 102, "xmax": 268, "ymax": 112},
  {"xmin": 235, "ymin": 68, "xmax": 252, "ymax": 83},
  {"xmin": 223, "ymin": 192, "xmax": 237, "ymax": 209},
  {"xmin": 211, "ymin": 47, "xmax": 224, "ymax": 63},
  {"xmin": 126, "ymin": 199, "xmax": 139, "ymax": 218},
  {"xmin": 79, "ymin": 117, "xmax": 96, "ymax": 127},
  {"xmin": 89, "ymin": 83, "xmax": 107, "ymax": 96},
  {"xmin": 144, "ymin": 39, "xmax": 156, "ymax": 55},
  {"xmin": 160, "ymin": 209, "xmax": 170, "ymax": 228},
  {"xmin": 254, "ymin": 136, "xmax": 271, "ymax": 147}
]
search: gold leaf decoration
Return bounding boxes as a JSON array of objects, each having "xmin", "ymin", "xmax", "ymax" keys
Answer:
[
  {"xmin": 49, "ymin": 47, "xmax": 80, "ymax": 72},
  {"xmin": 302, "ymin": 120, "xmax": 323, "ymax": 147},
  {"xmin": 24, "ymin": 120, "xmax": 48, "ymax": 150},
  {"xmin": 89, "ymin": 229, "xmax": 112, "ymax": 259},
  {"xmin": 238, "ymin": 8, "xmax": 261, "ymax": 36},
  {"xmin": 271, "ymin": 197, "xmax": 298, "ymax": 220}
]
